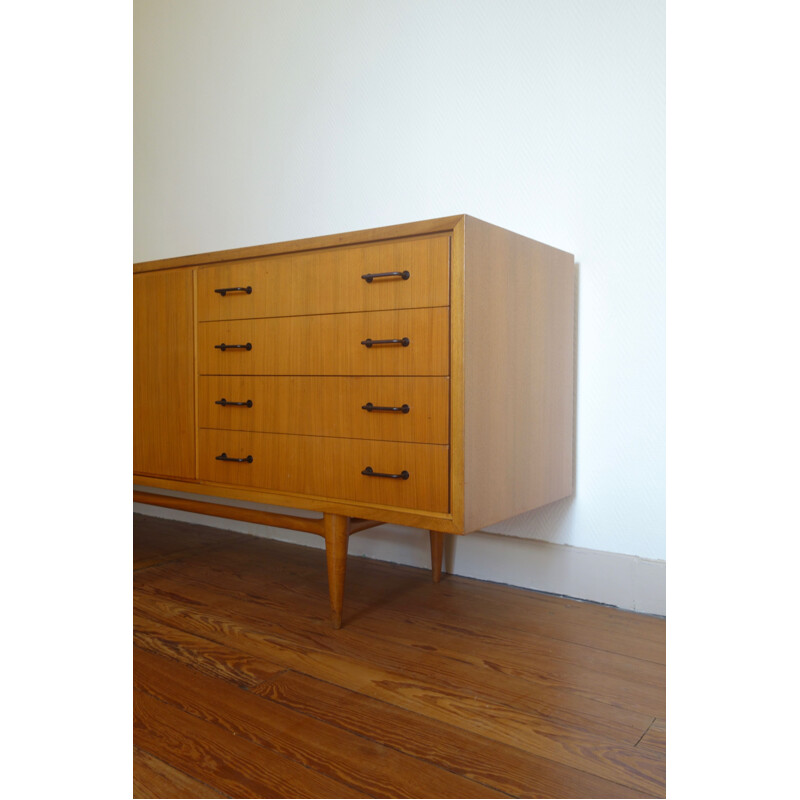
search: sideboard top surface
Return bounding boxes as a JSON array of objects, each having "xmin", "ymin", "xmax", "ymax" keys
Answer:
[
  {"xmin": 134, "ymin": 215, "xmax": 466, "ymax": 273},
  {"xmin": 133, "ymin": 214, "xmax": 574, "ymax": 273}
]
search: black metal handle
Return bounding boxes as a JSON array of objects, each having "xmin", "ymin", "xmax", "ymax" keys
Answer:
[
  {"xmin": 361, "ymin": 271, "xmax": 410, "ymax": 283},
  {"xmin": 361, "ymin": 466, "xmax": 409, "ymax": 480},
  {"xmin": 215, "ymin": 398, "xmax": 253, "ymax": 407},
  {"xmin": 361, "ymin": 337, "xmax": 410, "ymax": 348},
  {"xmin": 214, "ymin": 342, "xmax": 252, "ymax": 351},
  {"xmin": 362, "ymin": 403, "xmax": 410, "ymax": 413},
  {"xmin": 215, "ymin": 452, "xmax": 253, "ymax": 463},
  {"xmin": 215, "ymin": 286, "xmax": 252, "ymax": 296}
]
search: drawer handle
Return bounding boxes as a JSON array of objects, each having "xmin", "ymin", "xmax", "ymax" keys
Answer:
[
  {"xmin": 215, "ymin": 452, "xmax": 253, "ymax": 463},
  {"xmin": 361, "ymin": 466, "xmax": 410, "ymax": 480},
  {"xmin": 361, "ymin": 270, "xmax": 410, "ymax": 283},
  {"xmin": 362, "ymin": 403, "xmax": 410, "ymax": 414},
  {"xmin": 361, "ymin": 337, "xmax": 410, "ymax": 348},
  {"xmin": 215, "ymin": 398, "xmax": 253, "ymax": 408},
  {"xmin": 214, "ymin": 342, "xmax": 252, "ymax": 351},
  {"xmin": 215, "ymin": 286, "xmax": 252, "ymax": 296}
]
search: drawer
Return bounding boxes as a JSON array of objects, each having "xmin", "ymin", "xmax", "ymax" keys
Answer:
[
  {"xmin": 198, "ymin": 307, "xmax": 449, "ymax": 376},
  {"xmin": 199, "ymin": 430, "xmax": 449, "ymax": 513},
  {"xmin": 199, "ymin": 376, "xmax": 449, "ymax": 444},
  {"xmin": 197, "ymin": 234, "xmax": 450, "ymax": 321}
]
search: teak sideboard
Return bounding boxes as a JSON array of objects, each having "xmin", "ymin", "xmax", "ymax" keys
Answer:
[{"xmin": 133, "ymin": 215, "xmax": 575, "ymax": 627}]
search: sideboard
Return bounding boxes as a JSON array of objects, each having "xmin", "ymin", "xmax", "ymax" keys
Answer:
[{"xmin": 133, "ymin": 215, "xmax": 575, "ymax": 627}]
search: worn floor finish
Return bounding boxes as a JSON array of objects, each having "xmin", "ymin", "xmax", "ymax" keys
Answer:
[{"xmin": 132, "ymin": 513, "xmax": 666, "ymax": 798}]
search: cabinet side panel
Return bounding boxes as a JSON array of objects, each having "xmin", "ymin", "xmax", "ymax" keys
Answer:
[
  {"xmin": 464, "ymin": 217, "xmax": 575, "ymax": 532},
  {"xmin": 134, "ymin": 269, "xmax": 197, "ymax": 479}
]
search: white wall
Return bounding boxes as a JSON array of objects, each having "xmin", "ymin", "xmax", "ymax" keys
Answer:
[{"xmin": 134, "ymin": 0, "xmax": 665, "ymax": 610}]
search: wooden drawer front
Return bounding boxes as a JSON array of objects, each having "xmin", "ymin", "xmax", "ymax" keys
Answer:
[
  {"xmin": 199, "ymin": 376, "xmax": 449, "ymax": 444},
  {"xmin": 197, "ymin": 235, "xmax": 449, "ymax": 321},
  {"xmin": 198, "ymin": 308, "xmax": 449, "ymax": 376},
  {"xmin": 199, "ymin": 430, "xmax": 449, "ymax": 513}
]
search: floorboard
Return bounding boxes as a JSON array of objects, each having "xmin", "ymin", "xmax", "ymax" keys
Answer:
[
  {"xmin": 133, "ymin": 512, "xmax": 666, "ymax": 798},
  {"xmin": 135, "ymin": 647, "xmax": 505, "ymax": 798},
  {"xmin": 133, "ymin": 747, "xmax": 227, "ymax": 799}
]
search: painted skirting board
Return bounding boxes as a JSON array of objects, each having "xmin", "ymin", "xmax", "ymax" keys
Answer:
[{"xmin": 133, "ymin": 488, "xmax": 665, "ymax": 617}]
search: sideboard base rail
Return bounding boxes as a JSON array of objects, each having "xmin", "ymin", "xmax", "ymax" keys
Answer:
[
  {"xmin": 133, "ymin": 490, "xmax": 441, "ymax": 628},
  {"xmin": 133, "ymin": 489, "xmax": 386, "ymax": 537}
]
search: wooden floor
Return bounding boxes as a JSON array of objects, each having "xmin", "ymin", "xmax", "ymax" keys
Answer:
[{"xmin": 133, "ymin": 513, "xmax": 666, "ymax": 798}]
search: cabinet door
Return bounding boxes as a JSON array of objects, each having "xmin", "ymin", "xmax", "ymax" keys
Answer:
[{"xmin": 133, "ymin": 269, "xmax": 196, "ymax": 479}]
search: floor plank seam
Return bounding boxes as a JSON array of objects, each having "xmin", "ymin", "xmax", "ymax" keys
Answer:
[
  {"xmin": 134, "ymin": 515, "xmax": 666, "ymax": 798},
  {"xmin": 134, "ymin": 684, "xmax": 373, "ymax": 798},
  {"xmin": 133, "ymin": 631, "xmax": 291, "ymax": 690},
  {"xmin": 133, "ymin": 744, "xmax": 231, "ymax": 799},
  {"xmin": 133, "ymin": 531, "xmax": 663, "ymax": 634},
  {"xmin": 255, "ymin": 671, "xmax": 655, "ymax": 799},
  {"xmin": 135, "ymin": 577, "xmax": 664, "ymax": 724},
  {"xmin": 136, "ymin": 654, "xmax": 515, "ymax": 799},
  {"xmin": 138, "ymin": 563, "xmax": 666, "ymax": 675},
  {"xmin": 133, "ymin": 610, "xmax": 275, "ymax": 656},
  {"xmin": 136, "ymin": 586, "xmax": 662, "ymax": 756},
  {"xmin": 258, "ymin": 688, "xmax": 518, "ymax": 799},
  {"xmin": 258, "ymin": 668, "xmax": 627, "ymax": 798},
  {"xmin": 518, "ymin": 633, "xmax": 665, "ymax": 667}
]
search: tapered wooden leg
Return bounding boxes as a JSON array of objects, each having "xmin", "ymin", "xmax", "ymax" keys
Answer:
[
  {"xmin": 430, "ymin": 530, "xmax": 444, "ymax": 583},
  {"xmin": 324, "ymin": 513, "xmax": 349, "ymax": 629}
]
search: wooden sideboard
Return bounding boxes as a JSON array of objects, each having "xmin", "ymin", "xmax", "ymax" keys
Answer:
[{"xmin": 134, "ymin": 215, "xmax": 575, "ymax": 627}]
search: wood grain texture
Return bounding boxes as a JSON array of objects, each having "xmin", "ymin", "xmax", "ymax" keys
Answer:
[
  {"xmin": 133, "ymin": 747, "xmax": 226, "ymax": 799},
  {"xmin": 133, "ymin": 269, "xmax": 196, "ymax": 479},
  {"xmin": 135, "ymin": 567, "xmax": 658, "ymax": 737},
  {"xmin": 638, "ymin": 718, "xmax": 666, "ymax": 757},
  {"xmin": 256, "ymin": 671, "xmax": 652, "ymax": 799},
  {"xmin": 133, "ymin": 514, "xmax": 666, "ymax": 797},
  {"xmin": 198, "ymin": 306, "xmax": 449, "ymax": 377},
  {"xmin": 196, "ymin": 234, "xmax": 450, "ymax": 321},
  {"xmin": 134, "ymin": 214, "xmax": 464, "ymax": 273},
  {"xmin": 462, "ymin": 215, "xmax": 575, "ymax": 531},
  {"xmin": 198, "ymin": 429, "xmax": 449, "ymax": 512},
  {"xmin": 135, "ymin": 648, "xmax": 503, "ymax": 798},
  {"xmin": 199, "ymin": 375, "xmax": 449, "ymax": 444},
  {"xmin": 136, "ymin": 587, "xmax": 663, "ymax": 778},
  {"xmin": 133, "ymin": 613, "xmax": 286, "ymax": 688},
  {"xmin": 134, "ymin": 687, "xmax": 360, "ymax": 798}
]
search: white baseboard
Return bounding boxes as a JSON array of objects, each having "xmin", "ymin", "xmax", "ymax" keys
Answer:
[{"xmin": 133, "ymin": 488, "xmax": 665, "ymax": 616}]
